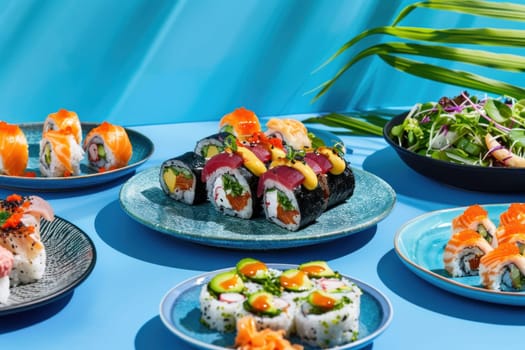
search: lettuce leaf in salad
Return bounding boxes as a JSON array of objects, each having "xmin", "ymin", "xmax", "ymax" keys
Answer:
[{"xmin": 390, "ymin": 91, "xmax": 525, "ymax": 167}]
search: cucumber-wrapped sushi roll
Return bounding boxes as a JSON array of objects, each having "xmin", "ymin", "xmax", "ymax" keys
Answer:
[
  {"xmin": 0, "ymin": 121, "xmax": 29, "ymax": 176},
  {"xmin": 202, "ymin": 150, "xmax": 264, "ymax": 219},
  {"xmin": 200, "ymin": 270, "xmax": 246, "ymax": 332},
  {"xmin": 160, "ymin": 152, "xmax": 207, "ymax": 205},
  {"xmin": 43, "ymin": 109, "xmax": 82, "ymax": 144},
  {"xmin": 236, "ymin": 290, "xmax": 296, "ymax": 336},
  {"xmin": 452, "ymin": 204, "xmax": 497, "ymax": 247},
  {"xmin": 443, "ymin": 229, "xmax": 494, "ymax": 277},
  {"xmin": 39, "ymin": 130, "xmax": 84, "ymax": 177},
  {"xmin": 258, "ymin": 160, "xmax": 324, "ymax": 231},
  {"xmin": 295, "ymin": 290, "xmax": 360, "ymax": 348},
  {"xmin": 83, "ymin": 122, "xmax": 132, "ymax": 171},
  {"xmin": 479, "ymin": 242, "xmax": 525, "ymax": 290}
]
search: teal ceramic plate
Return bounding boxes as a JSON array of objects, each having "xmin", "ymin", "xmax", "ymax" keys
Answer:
[
  {"xmin": 119, "ymin": 165, "xmax": 395, "ymax": 250},
  {"xmin": 394, "ymin": 204, "xmax": 525, "ymax": 305},
  {"xmin": 159, "ymin": 264, "xmax": 393, "ymax": 350},
  {"xmin": 0, "ymin": 216, "xmax": 96, "ymax": 315},
  {"xmin": 0, "ymin": 123, "xmax": 154, "ymax": 191}
]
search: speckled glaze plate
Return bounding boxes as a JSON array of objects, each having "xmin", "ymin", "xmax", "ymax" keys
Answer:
[
  {"xmin": 0, "ymin": 216, "xmax": 96, "ymax": 315},
  {"xmin": 119, "ymin": 165, "xmax": 395, "ymax": 250},
  {"xmin": 394, "ymin": 204, "xmax": 525, "ymax": 306},
  {"xmin": 0, "ymin": 123, "xmax": 154, "ymax": 191},
  {"xmin": 159, "ymin": 264, "xmax": 393, "ymax": 350}
]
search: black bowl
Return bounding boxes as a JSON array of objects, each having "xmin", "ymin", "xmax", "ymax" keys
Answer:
[{"xmin": 383, "ymin": 113, "xmax": 525, "ymax": 193}]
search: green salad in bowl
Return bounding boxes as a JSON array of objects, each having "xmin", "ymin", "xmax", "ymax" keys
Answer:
[{"xmin": 389, "ymin": 92, "xmax": 525, "ymax": 168}]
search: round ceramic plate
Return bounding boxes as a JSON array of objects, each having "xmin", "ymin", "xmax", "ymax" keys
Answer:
[
  {"xmin": 0, "ymin": 216, "xmax": 96, "ymax": 315},
  {"xmin": 159, "ymin": 264, "xmax": 393, "ymax": 350},
  {"xmin": 384, "ymin": 114, "xmax": 525, "ymax": 192},
  {"xmin": 119, "ymin": 165, "xmax": 395, "ymax": 250},
  {"xmin": 0, "ymin": 122, "xmax": 154, "ymax": 191},
  {"xmin": 394, "ymin": 204, "xmax": 525, "ymax": 306}
]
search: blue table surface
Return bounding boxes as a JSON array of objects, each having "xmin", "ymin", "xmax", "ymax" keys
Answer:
[{"xmin": 2, "ymin": 120, "xmax": 524, "ymax": 349}]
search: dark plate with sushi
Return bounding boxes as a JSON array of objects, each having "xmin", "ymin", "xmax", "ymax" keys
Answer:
[
  {"xmin": 0, "ymin": 123, "xmax": 154, "ymax": 191},
  {"xmin": 0, "ymin": 216, "xmax": 96, "ymax": 315},
  {"xmin": 159, "ymin": 264, "xmax": 393, "ymax": 350},
  {"xmin": 394, "ymin": 204, "xmax": 525, "ymax": 306},
  {"xmin": 384, "ymin": 114, "xmax": 525, "ymax": 193},
  {"xmin": 119, "ymin": 165, "xmax": 395, "ymax": 250}
]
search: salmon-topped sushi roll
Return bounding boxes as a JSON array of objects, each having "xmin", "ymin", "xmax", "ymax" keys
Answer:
[
  {"xmin": 43, "ymin": 109, "xmax": 82, "ymax": 144},
  {"xmin": 495, "ymin": 223, "xmax": 525, "ymax": 254},
  {"xmin": 219, "ymin": 107, "xmax": 261, "ymax": 141},
  {"xmin": 40, "ymin": 130, "xmax": 84, "ymax": 177},
  {"xmin": 479, "ymin": 243, "xmax": 525, "ymax": 290},
  {"xmin": 265, "ymin": 118, "xmax": 312, "ymax": 151},
  {"xmin": 0, "ymin": 121, "xmax": 29, "ymax": 176},
  {"xmin": 83, "ymin": 122, "xmax": 132, "ymax": 171},
  {"xmin": 443, "ymin": 229, "xmax": 493, "ymax": 277},
  {"xmin": 500, "ymin": 203, "xmax": 525, "ymax": 226},
  {"xmin": 451, "ymin": 204, "xmax": 497, "ymax": 247}
]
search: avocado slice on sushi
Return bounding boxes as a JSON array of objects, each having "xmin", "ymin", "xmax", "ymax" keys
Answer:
[
  {"xmin": 279, "ymin": 269, "xmax": 313, "ymax": 292},
  {"xmin": 306, "ymin": 290, "xmax": 350, "ymax": 314},
  {"xmin": 299, "ymin": 260, "xmax": 336, "ymax": 278},
  {"xmin": 208, "ymin": 270, "xmax": 244, "ymax": 295},
  {"xmin": 244, "ymin": 291, "xmax": 281, "ymax": 316},
  {"xmin": 236, "ymin": 258, "xmax": 269, "ymax": 282}
]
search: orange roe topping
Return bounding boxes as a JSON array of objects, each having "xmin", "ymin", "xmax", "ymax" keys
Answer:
[
  {"xmin": 2, "ymin": 212, "xmax": 23, "ymax": 229},
  {"xmin": 6, "ymin": 194, "xmax": 22, "ymax": 202}
]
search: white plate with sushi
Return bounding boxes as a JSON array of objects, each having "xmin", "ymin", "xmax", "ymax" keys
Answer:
[
  {"xmin": 159, "ymin": 263, "xmax": 393, "ymax": 350},
  {"xmin": 394, "ymin": 204, "xmax": 525, "ymax": 306},
  {"xmin": 119, "ymin": 165, "xmax": 395, "ymax": 250},
  {"xmin": 0, "ymin": 216, "xmax": 96, "ymax": 315},
  {"xmin": 0, "ymin": 122, "xmax": 154, "ymax": 191}
]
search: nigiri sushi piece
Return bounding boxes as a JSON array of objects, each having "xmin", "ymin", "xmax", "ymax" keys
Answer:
[
  {"xmin": 83, "ymin": 122, "xmax": 132, "ymax": 171},
  {"xmin": 43, "ymin": 109, "xmax": 82, "ymax": 144},
  {"xmin": 40, "ymin": 130, "xmax": 84, "ymax": 177},
  {"xmin": 219, "ymin": 107, "xmax": 261, "ymax": 141},
  {"xmin": 495, "ymin": 223, "xmax": 525, "ymax": 253},
  {"xmin": 0, "ymin": 245, "xmax": 13, "ymax": 304},
  {"xmin": 265, "ymin": 118, "xmax": 311, "ymax": 150},
  {"xmin": 443, "ymin": 229, "xmax": 493, "ymax": 277},
  {"xmin": 451, "ymin": 204, "xmax": 497, "ymax": 247},
  {"xmin": 0, "ymin": 194, "xmax": 54, "ymax": 286},
  {"xmin": 479, "ymin": 243, "xmax": 525, "ymax": 290},
  {"xmin": 0, "ymin": 121, "xmax": 29, "ymax": 176},
  {"xmin": 500, "ymin": 203, "xmax": 525, "ymax": 226}
]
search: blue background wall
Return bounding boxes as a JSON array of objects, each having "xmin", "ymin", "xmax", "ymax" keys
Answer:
[{"xmin": 0, "ymin": 0, "xmax": 523, "ymax": 126}]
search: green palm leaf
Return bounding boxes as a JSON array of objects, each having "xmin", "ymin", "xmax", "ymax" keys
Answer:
[{"xmin": 393, "ymin": 0, "xmax": 525, "ymax": 26}]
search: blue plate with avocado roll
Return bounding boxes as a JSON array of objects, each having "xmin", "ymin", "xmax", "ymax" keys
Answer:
[
  {"xmin": 0, "ymin": 122, "xmax": 154, "ymax": 191},
  {"xmin": 159, "ymin": 263, "xmax": 393, "ymax": 350}
]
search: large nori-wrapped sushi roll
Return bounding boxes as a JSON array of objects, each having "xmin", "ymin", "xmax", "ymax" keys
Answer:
[
  {"xmin": 258, "ymin": 162, "xmax": 324, "ymax": 231},
  {"xmin": 194, "ymin": 132, "xmax": 230, "ymax": 160},
  {"xmin": 202, "ymin": 151, "xmax": 262, "ymax": 219},
  {"xmin": 305, "ymin": 148, "xmax": 355, "ymax": 210},
  {"xmin": 160, "ymin": 152, "xmax": 207, "ymax": 205}
]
